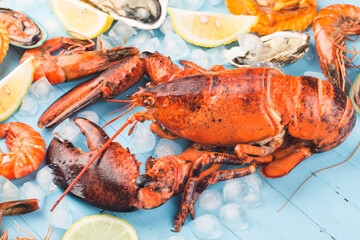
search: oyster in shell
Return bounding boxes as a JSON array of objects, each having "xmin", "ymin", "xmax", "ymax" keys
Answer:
[
  {"xmin": 0, "ymin": 8, "xmax": 47, "ymax": 48},
  {"xmin": 82, "ymin": 0, "xmax": 168, "ymax": 29},
  {"xmin": 223, "ymin": 31, "xmax": 310, "ymax": 67}
]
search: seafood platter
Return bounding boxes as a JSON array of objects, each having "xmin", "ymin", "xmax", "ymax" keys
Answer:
[{"xmin": 1, "ymin": 0, "xmax": 360, "ymax": 239}]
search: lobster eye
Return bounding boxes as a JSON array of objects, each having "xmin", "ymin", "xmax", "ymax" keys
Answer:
[{"xmin": 143, "ymin": 97, "xmax": 155, "ymax": 106}]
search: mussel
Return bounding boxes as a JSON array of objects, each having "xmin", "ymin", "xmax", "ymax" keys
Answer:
[
  {"xmin": 0, "ymin": 8, "xmax": 47, "ymax": 48},
  {"xmin": 223, "ymin": 31, "xmax": 310, "ymax": 67},
  {"xmin": 82, "ymin": 0, "xmax": 168, "ymax": 29}
]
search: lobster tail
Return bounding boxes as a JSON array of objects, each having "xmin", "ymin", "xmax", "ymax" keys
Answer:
[{"xmin": 271, "ymin": 75, "xmax": 356, "ymax": 152}]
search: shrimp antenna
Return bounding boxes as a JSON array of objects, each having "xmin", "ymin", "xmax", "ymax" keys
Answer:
[
  {"xmin": 277, "ymin": 142, "xmax": 360, "ymax": 212},
  {"xmin": 14, "ymin": 220, "xmax": 37, "ymax": 240},
  {"xmin": 50, "ymin": 106, "xmax": 139, "ymax": 212}
]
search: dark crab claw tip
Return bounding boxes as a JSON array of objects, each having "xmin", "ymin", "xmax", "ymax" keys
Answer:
[
  {"xmin": 73, "ymin": 118, "xmax": 110, "ymax": 151},
  {"xmin": 114, "ymin": 46, "xmax": 139, "ymax": 59},
  {"xmin": 140, "ymin": 51, "xmax": 152, "ymax": 59},
  {"xmin": 136, "ymin": 174, "xmax": 152, "ymax": 188},
  {"xmin": 0, "ymin": 199, "xmax": 39, "ymax": 217}
]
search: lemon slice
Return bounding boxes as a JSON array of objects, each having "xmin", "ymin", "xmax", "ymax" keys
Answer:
[
  {"xmin": 50, "ymin": 0, "xmax": 113, "ymax": 39},
  {"xmin": 350, "ymin": 73, "xmax": 360, "ymax": 115},
  {"xmin": 168, "ymin": 8, "xmax": 258, "ymax": 47},
  {"xmin": 63, "ymin": 215, "xmax": 138, "ymax": 240},
  {"xmin": 0, "ymin": 57, "xmax": 35, "ymax": 121}
]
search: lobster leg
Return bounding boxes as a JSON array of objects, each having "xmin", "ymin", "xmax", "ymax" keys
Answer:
[
  {"xmin": 173, "ymin": 161, "xmax": 258, "ymax": 232},
  {"xmin": 262, "ymin": 143, "xmax": 313, "ymax": 178},
  {"xmin": 149, "ymin": 122, "xmax": 180, "ymax": 140}
]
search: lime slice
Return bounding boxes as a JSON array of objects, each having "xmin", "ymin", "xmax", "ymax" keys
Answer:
[
  {"xmin": 168, "ymin": 7, "xmax": 258, "ymax": 47},
  {"xmin": 63, "ymin": 215, "xmax": 138, "ymax": 240},
  {"xmin": 0, "ymin": 57, "xmax": 35, "ymax": 121},
  {"xmin": 350, "ymin": 73, "xmax": 360, "ymax": 115},
  {"xmin": 50, "ymin": 0, "xmax": 113, "ymax": 39}
]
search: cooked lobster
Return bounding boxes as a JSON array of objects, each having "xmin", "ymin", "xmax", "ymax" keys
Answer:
[{"xmin": 48, "ymin": 52, "xmax": 356, "ymax": 232}]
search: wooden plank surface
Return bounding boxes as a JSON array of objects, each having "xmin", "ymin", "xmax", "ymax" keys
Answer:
[{"xmin": 1, "ymin": 0, "xmax": 360, "ymax": 239}]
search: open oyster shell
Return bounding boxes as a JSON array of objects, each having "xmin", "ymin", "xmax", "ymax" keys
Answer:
[
  {"xmin": 82, "ymin": 0, "xmax": 168, "ymax": 30},
  {"xmin": 0, "ymin": 8, "xmax": 47, "ymax": 48},
  {"xmin": 223, "ymin": 31, "xmax": 310, "ymax": 67}
]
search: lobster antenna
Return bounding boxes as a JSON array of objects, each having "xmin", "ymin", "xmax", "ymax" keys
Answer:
[
  {"xmin": 277, "ymin": 141, "xmax": 360, "ymax": 212},
  {"xmin": 107, "ymin": 99, "xmax": 133, "ymax": 103},
  {"xmin": 102, "ymin": 104, "xmax": 137, "ymax": 129},
  {"xmin": 50, "ymin": 115, "xmax": 137, "ymax": 211},
  {"xmin": 108, "ymin": 103, "xmax": 132, "ymax": 115}
]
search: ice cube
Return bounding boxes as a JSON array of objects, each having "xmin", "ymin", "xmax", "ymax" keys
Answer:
[
  {"xmin": 304, "ymin": 44, "xmax": 315, "ymax": 61},
  {"xmin": 207, "ymin": 46, "xmax": 227, "ymax": 66},
  {"xmin": 29, "ymin": 77, "xmax": 56, "ymax": 103},
  {"xmin": 237, "ymin": 33, "xmax": 263, "ymax": 53},
  {"xmin": 189, "ymin": 49, "xmax": 210, "ymax": 69},
  {"xmin": 160, "ymin": 16, "xmax": 174, "ymax": 35},
  {"xmin": 126, "ymin": 30, "xmax": 154, "ymax": 48},
  {"xmin": 183, "ymin": 0, "xmax": 205, "ymax": 10},
  {"xmin": 190, "ymin": 214, "xmax": 222, "ymax": 239},
  {"xmin": 42, "ymin": 16, "xmax": 64, "ymax": 37},
  {"xmin": 129, "ymin": 122, "xmax": 157, "ymax": 153},
  {"xmin": 304, "ymin": 71, "xmax": 326, "ymax": 80},
  {"xmin": 241, "ymin": 173, "xmax": 262, "ymax": 191},
  {"xmin": 12, "ymin": 0, "xmax": 36, "ymax": 11},
  {"xmin": 154, "ymin": 139, "xmax": 183, "ymax": 159},
  {"xmin": 251, "ymin": 62, "xmax": 284, "ymax": 74},
  {"xmin": 108, "ymin": 21, "xmax": 137, "ymax": 44},
  {"xmin": 238, "ymin": 186, "xmax": 261, "ymax": 207},
  {"xmin": 223, "ymin": 179, "xmax": 248, "ymax": 202},
  {"xmin": 208, "ymin": 0, "xmax": 222, "ymax": 6},
  {"xmin": 167, "ymin": 236, "xmax": 186, "ymax": 240},
  {"xmin": 0, "ymin": 0, "xmax": 13, "ymax": 8},
  {"xmin": 97, "ymin": 34, "xmax": 123, "ymax": 50},
  {"xmin": 53, "ymin": 118, "xmax": 81, "ymax": 142},
  {"xmin": 169, "ymin": 0, "xmax": 183, "ymax": 8},
  {"xmin": 139, "ymin": 37, "xmax": 161, "ymax": 53},
  {"xmin": 199, "ymin": 190, "xmax": 223, "ymax": 212},
  {"xmin": 162, "ymin": 31, "xmax": 190, "ymax": 61},
  {"xmin": 36, "ymin": 166, "xmax": 57, "ymax": 194},
  {"xmin": 77, "ymin": 110, "xmax": 99, "ymax": 125},
  {"xmin": 0, "ymin": 176, "xmax": 21, "ymax": 202},
  {"xmin": 18, "ymin": 94, "xmax": 38, "ymax": 117},
  {"xmin": 20, "ymin": 182, "xmax": 46, "ymax": 208},
  {"xmin": 48, "ymin": 199, "xmax": 73, "ymax": 229},
  {"xmin": 220, "ymin": 203, "xmax": 248, "ymax": 231}
]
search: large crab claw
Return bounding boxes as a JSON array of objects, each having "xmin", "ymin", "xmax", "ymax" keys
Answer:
[
  {"xmin": 46, "ymin": 118, "xmax": 140, "ymax": 211},
  {"xmin": 38, "ymin": 54, "xmax": 144, "ymax": 128}
]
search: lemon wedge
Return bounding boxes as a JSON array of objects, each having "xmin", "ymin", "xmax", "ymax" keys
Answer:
[
  {"xmin": 168, "ymin": 8, "xmax": 258, "ymax": 47},
  {"xmin": 50, "ymin": 0, "xmax": 113, "ymax": 39},
  {"xmin": 63, "ymin": 215, "xmax": 138, "ymax": 240},
  {"xmin": 0, "ymin": 57, "xmax": 35, "ymax": 122}
]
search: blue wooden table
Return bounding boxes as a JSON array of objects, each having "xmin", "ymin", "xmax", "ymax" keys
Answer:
[{"xmin": 1, "ymin": 0, "xmax": 360, "ymax": 239}]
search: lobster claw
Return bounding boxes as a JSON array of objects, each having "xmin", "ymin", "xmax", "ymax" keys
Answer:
[
  {"xmin": 38, "ymin": 54, "xmax": 144, "ymax": 128},
  {"xmin": 46, "ymin": 118, "xmax": 140, "ymax": 211},
  {"xmin": 46, "ymin": 118, "xmax": 110, "ymax": 188}
]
